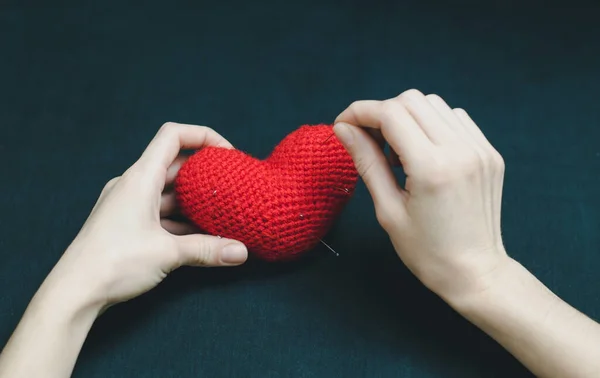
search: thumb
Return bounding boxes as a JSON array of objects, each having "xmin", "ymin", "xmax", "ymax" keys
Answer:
[
  {"xmin": 175, "ymin": 234, "xmax": 248, "ymax": 267},
  {"xmin": 333, "ymin": 122, "xmax": 401, "ymax": 209},
  {"xmin": 333, "ymin": 122, "xmax": 409, "ymax": 230}
]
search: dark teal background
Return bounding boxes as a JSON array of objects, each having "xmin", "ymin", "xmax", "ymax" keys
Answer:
[{"xmin": 1, "ymin": 1, "xmax": 600, "ymax": 377}]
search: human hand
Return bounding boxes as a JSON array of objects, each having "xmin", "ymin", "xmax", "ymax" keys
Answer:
[
  {"xmin": 333, "ymin": 90, "xmax": 508, "ymax": 301},
  {"xmin": 44, "ymin": 122, "xmax": 248, "ymax": 312}
]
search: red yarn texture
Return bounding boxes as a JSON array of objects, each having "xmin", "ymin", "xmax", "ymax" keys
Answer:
[{"xmin": 175, "ymin": 124, "xmax": 358, "ymax": 262}]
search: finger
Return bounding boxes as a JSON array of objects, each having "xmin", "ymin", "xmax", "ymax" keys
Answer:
[
  {"xmin": 365, "ymin": 129, "xmax": 391, "ymax": 167},
  {"xmin": 334, "ymin": 122, "xmax": 406, "ymax": 214},
  {"xmin": 140, "ymin": 122, "xmax": 233, "ymax": 174},
  {"xmin": 175, "ymin": 234, "xmax": 248, "ymax": 267},
  {"xmin": 160, "ymin": 191, "xmax": 178, "ymax": 217},
  {"xmin": 335, "ymin": 99, "xmax": 432, "ymax": 165},
  {"xmin": 425, "ymin": 94, "xmax": 465, "ymax": 135},
  {"xmin": 453, "ymin": 108, "xmax": 494, "ymax": 150},
  {"xmin": 397, "ymin": 90, "xmax": 458, "ymax": 144},
  {"xmin": 165, "ymin": 155, "xmax": 189, "ymax": 188},
  {"xmin": 454, "ymin": 109, "xmax": 504, "ymax": 173},
  {"xmin": 161, "ymin": 219, "xmax": 201, "ymax": 235}
]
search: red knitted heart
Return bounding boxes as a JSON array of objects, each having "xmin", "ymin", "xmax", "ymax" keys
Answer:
[{"xmin": 174, "ymin": 124, "xmax": 358, "ymax": 262}]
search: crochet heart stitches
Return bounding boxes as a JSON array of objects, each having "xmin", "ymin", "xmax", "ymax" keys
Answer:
[{"xmin": 175, "ymin": 124, "xmax": 358, "ymax": 261}]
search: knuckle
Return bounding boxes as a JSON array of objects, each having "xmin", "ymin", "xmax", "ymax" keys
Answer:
[
  {"xmin": 453, "ymin": 107, "xmax": 467, "ymax": 116},
  {"xmin": 159, "ymin": 122, "xmax": 178, "ymax": 135},
  {"xmin": 345, "ymin": 101, "xmax": 360, "ymax": 114},
  {"xmin": 340, "ymin": 101, "xmax": 359, "ymax": 122},
  {"xmin": 193, "ymin": 241, "xmax": 214, "ymax": 266},
  {"xmin": 196, "ymin": 125, "xmax": 212, "ymax": 134},
  {"xmin": 101, "ymin": 176, "xmax": 120, "ymax": 195},
  {"xmin": 381, "ymin": 100, "xmax": 398, "ymax": 112},
  {"xmin": 398, "ymin": 88, "xmax": 424, "ymax": 100},
  {"xmin": 347, "ymin": 101, "xmax": 364, "ymax": 119},
  {"xmin": 492, "ymin": 150, "xmax": 505, "ymax": 171},
  {"xmin": 348, "ymin": 100, "xmax": 361, "ymax": 109},
  {"xmin": 105, "ymin": 176, "xmax": 120, "ymax": 188},
  {"xmin": 425, "ymin": 93, "xmax": 441, "ymax": 102}
]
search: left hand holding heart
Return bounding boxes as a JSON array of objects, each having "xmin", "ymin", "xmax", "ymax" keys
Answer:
[{"xmin": 44, "ymin": 122, "xmax": 249, "ymax": 312}]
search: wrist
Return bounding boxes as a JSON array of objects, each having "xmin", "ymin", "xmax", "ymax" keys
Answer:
[
  {"xmin": 31, "ymin": 270, "xmax": 104, "ymax": 327},
  {"xmin": 442, "ymin": 256, "xmax": 550, "ymax": 319},
  {"xmin": 432, "ymin": 252, "xmax": 517, "ymax": 311},
  {"xmin": 30, "ymin": 247, "xmax": 107, "ymax": 325}
]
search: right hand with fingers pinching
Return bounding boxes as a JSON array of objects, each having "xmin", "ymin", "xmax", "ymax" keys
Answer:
[{"xmin": 333, "ymin": 89, "xmax": 508, "ymax": 303}]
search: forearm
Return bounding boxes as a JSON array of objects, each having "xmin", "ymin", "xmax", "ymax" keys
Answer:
[
  {"xmin": 448, "ymin": 257, "xmax": 600, "ymax": 378},
  {"xmin": 0, "ymin": 268, "xmax": 101, "ymax": 378}
]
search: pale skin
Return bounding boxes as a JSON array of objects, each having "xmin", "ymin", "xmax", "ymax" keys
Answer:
[{"xmin": 0, "ymin": 90, "xmax": 598, "ymax": 377}]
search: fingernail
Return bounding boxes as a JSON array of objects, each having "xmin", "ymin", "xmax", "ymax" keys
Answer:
[
  {"xmin": 333, "ymin": 123, "xmax": 354, "ymax": 147},
  {"xmin": 221, "ymin": 243, "xmax": 248, "ymax": 264}
]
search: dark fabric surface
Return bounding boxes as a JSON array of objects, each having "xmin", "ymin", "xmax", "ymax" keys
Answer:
[{"xmin": 1, "ymin": 1, "xmax": 600, "ymax": 377}]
